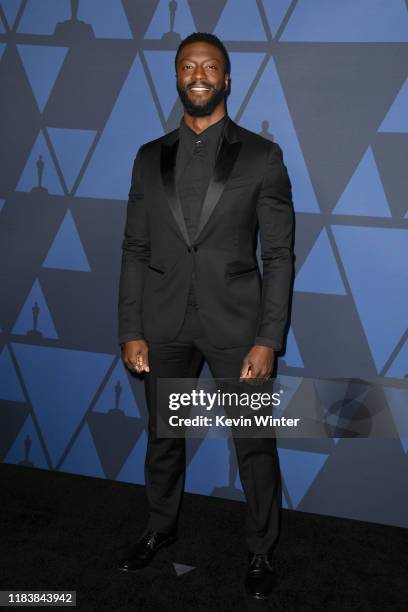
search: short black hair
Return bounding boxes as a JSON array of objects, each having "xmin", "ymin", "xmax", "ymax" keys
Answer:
[{"xmin": 174, "ymin": 32, "xmax": 231, "ymax": 75}]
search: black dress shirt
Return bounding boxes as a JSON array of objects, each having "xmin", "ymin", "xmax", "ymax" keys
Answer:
[
  {"xmin": 176, "ymin": 115, "xmax": 227, "ymax": 240},
  {"xmin": 176, "ymin": 115, "xmax": 227, "ymax": 304}
]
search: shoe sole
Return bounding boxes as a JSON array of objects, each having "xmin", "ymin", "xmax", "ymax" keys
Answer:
[
  {"xmin": 245, "ymin": 587, "xmax": 273, "ymax": 601},
  {"xmin": 245, "ymin": 578, "xmax": 274, "ymax": 600},
  {"xmin": 117, "ymin": 534, "xmax": 178, "ymax": 572},
  {"xmin": 250, "ymin": 592, "xmax": 269, "ymax": 600}
]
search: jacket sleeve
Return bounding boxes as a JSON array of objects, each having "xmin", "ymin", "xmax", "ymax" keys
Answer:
[
  {"xmin": 254, "ymin": 142, "xmax": 294, "ymax": 351},
  {"xmin": 118, "ymin": 146, "xmax": 150, "ymax": 345}
]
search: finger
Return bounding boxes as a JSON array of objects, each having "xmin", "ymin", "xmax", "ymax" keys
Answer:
[
  {"xmin": 128, "ymin": 357, "xmax": 143, "ymax": 372},
  {"xmin": 240, "ymin": 367, "xmax": 251, "ymax": 380},
  {"xmin": 240, "ymin": 359, "xmax": 251, "ymax": 379},
  {"xmin": 128, "ymin": 358, "xmax": 149, "ymax": 374},
  {"xmin": 136, "ymin": 356, "xmax": 150, "ymax": 373},
  {"xmin": 140, "ymin": 354, "xmax": 150, "ymax": 372},
  {"xmin": 144, "ymin": 354, "xmax": 150, "ymax": 372}
]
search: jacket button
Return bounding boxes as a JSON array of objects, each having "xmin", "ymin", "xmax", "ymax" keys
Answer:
[
  {"xmin": 187, "ymin": 247, "xmax": 191, "ymax": 252},
  {"xmin": 193, "ymin": 246, "xmax": 198, "ymax": 252}
]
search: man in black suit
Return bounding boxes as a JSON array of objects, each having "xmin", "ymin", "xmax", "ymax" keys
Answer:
[{"xmin": 117, "ymin": 32, "xmax": 294, "ymax": 599}]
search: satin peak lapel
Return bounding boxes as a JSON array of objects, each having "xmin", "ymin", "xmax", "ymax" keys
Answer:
[
  {"xmin": 194, "ymin": 135, "xmax": 242, "ymax": 241},
  {"xmin": 160, "ymin": 138, "xmax": 191, "ymax": 246}
]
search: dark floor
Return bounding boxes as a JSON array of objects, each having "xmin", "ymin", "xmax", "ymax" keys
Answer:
[{"xmin": 0, "ymin": 462, "xmax": 407, "ymax": 612}]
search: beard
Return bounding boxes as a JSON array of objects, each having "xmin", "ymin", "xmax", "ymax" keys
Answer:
[{"xmin": 177, "ymin": 81, "xmax": 227, "ymax": 117}]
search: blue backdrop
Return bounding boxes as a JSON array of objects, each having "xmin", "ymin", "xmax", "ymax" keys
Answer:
[{"xmin": 0, "ymin": 0, "xmax": 407, "ymax": 528}]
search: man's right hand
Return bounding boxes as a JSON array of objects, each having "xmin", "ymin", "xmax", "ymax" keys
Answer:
[{"xmin": 121, "ymin": 339, "xmax": 150, "ymax": 374}]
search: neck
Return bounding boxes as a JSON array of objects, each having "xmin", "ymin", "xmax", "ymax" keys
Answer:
[{"xmin": 183, "ymin": 104, "xmax": 227, "ymax": 134}]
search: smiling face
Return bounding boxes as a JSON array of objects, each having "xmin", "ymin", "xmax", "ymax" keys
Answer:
[{"xmin": 176, "ymin": 41, "xmax": 229, "ymax": 117}]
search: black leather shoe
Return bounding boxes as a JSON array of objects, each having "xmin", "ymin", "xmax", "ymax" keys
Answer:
[
  {"xmin": 245, "ymin": 552, "xmax": 275, "ymax": 599},
  {"xmin": 118, "ymin": 529, "xmax": 177, "ymax": 572}
]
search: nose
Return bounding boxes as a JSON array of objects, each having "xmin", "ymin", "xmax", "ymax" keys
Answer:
[{"xmin": 192, "ymin": 63, "xmax": 205, "ymax": 82}]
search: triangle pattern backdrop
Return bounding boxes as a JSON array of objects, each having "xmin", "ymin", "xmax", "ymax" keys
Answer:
[
  {"xmin": 332, "ymin": 148, "xmax": 392, "ymax": 217},
  {"xmin": 42, "ymin": 209, "xmax": 91, "ymax": 272},
  {"xmin": 0, "ymin": 346, "xmax": 25, "ymax": 403},
  {"xmin": 11, "ymin": 344, "xmax": 114, "ymax": 468},
  {"xmin": 16, "ymin": 130, "xmax": 64, "ymax": 195},
  {"xmin": 17, "ymin": 44, "xmax": 68, "ymax": 112},
  {"xmin": 5, "ymin": 415, "xmax": 49, "ymax": 470},
  {"xmin": 94, "ymin": 360, "xmax": 141, "ymax": 418},
  {"xmin": 145, "ymin": 0, "xmax": 196, "ymax": 40},
  {"xmin": 281, "ymin": 0, "xmax": 408, "ymax": 42},
  {"xmin": 1, "ymin": 0, "xmax": 407, "ymax": 529},
  {"xmin": 76, "ymin": 54, "xmax": 163, "ymax": 200},
  {"xmin": 214, "ymin": 0, "xmax": 267, "ymax": 41},
  {"xmin": 77, "ymin": 0, "xmax": 132, "ymax": 39},
  {"xmin": 17, "ymin": 0, "xmax": 70, "ymax": 35},
  {"xmin": 378, "ymin": 77, "xmax": 408, "ymax": 133},
  {"xmin": 1, "ymin": 0, "xmax": 21, "ymax": 31},
  {"xmin": 240, "ymin": 57, "xmax": 320, "ymax": 213},
  {"xmin": 12, "ymin": 278, "xmax": 59, "ymax": 339},
  {"xmin": 294, "ymin": 229, "xmax": 346, "ymax": 295},
  {"xmin": 47, "ymin": 127, "xmax": 96, "ymax": 193}
]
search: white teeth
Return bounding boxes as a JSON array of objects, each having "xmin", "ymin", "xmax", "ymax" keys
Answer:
[{"xmin": 191, "ymin": 87, "xmax": 209, "ymax": 91}]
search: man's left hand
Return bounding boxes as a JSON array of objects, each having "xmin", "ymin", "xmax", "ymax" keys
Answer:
[{"xmin": 240, "ymin": 346, "xmax": 275, "ymax": 385}]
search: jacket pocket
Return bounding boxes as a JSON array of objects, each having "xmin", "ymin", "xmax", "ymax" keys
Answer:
[
  {"xmin": 226, "ymin": 266, "xmax": 258, "ymax": 278},
  {"xmin": 224, "ymin": 178, "xmax": 253, "ymax": 191},
  {"xmin": 147, "ymin": 264, "xmax": 165, "ymax": 275}
]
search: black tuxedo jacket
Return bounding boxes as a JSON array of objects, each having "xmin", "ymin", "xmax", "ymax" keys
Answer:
[{"xmin": 118, "ymin": 117, "xmax": 294, "ymax": 350}]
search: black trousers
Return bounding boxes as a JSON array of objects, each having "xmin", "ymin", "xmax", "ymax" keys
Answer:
[{"xmin": 143, "ymin": 299, "xmax": 282, "ymax": 554}]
